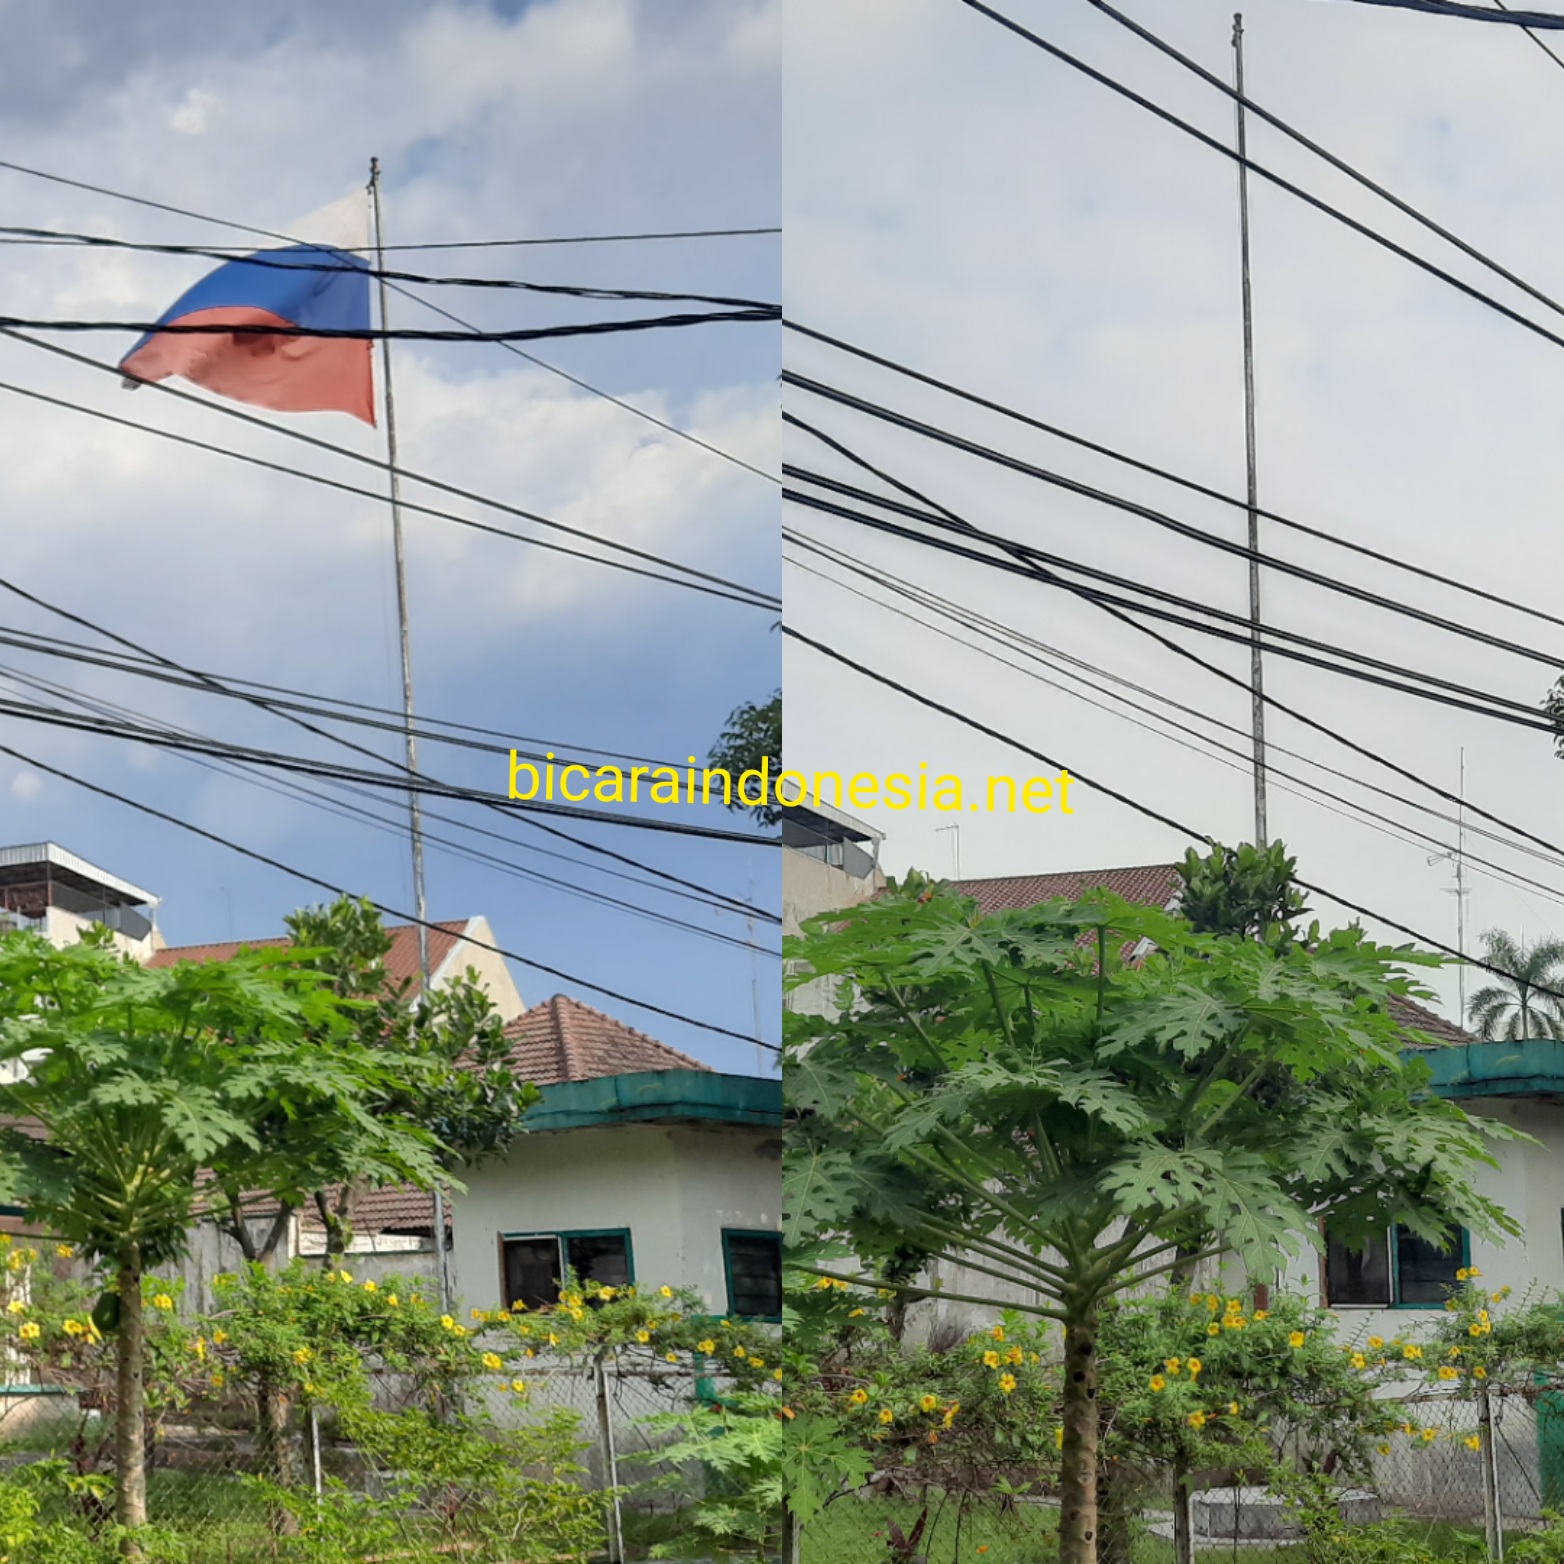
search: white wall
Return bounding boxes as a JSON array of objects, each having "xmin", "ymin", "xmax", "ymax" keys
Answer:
[
  {"xmin": 436, "ymin": 916, "xmax": 525, "ymax": 1022},
  {"xmin": 449, "ymin": 1122, "xmax": 780, "ymax": 1314}
]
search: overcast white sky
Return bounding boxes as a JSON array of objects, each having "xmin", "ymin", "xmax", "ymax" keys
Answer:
[
  {"xmin": 783, "ymin": 0, "xmax": 1564, "ymax": 1024},
  {"xmin": 0, "ymin": 0, "xmax": 780, "ymax": 1071}
]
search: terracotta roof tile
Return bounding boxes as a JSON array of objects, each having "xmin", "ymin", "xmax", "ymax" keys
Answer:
[
  {"xmin": 504, "ymin": 994, "xmax": 710, "ymax": 1087},
  {"xmin": 149, "ymin": 921, "xmax": 468, "ymax": 997}
]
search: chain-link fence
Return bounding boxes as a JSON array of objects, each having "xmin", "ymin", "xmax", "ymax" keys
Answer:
[{"xmin": 0, "ymin": 1348, "xmax": 751, "ymax": 1562}]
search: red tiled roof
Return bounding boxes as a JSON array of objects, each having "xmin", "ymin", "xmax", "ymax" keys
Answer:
[
  {"xmin": 297, "ymin": 1184, "xmax": 449, "ymax": 1235},
  {"xmin": 505, "ymin": 994, "xmax": 710, "ymax": 1087},
  {"xmin": 953, "ymin": 862, "xmax": 1479, "ymax": 1045},
  {"xmin": 150, "ymin": 920, "xmax": 468, "ymax": 995}
]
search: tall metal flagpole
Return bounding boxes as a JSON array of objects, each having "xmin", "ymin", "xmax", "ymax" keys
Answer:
[
  {"xmin": 1233, "ymin": 14, "xmax": 1268, "ymax": 846},
  {"xmin": 368, "ymin": 158, "xmax": 450, "ymax": 1314}
]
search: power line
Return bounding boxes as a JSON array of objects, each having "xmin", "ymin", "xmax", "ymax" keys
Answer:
[
  {"xmin": 783, "ymin": 407, "xmax": 1564, "ymax": 868},
  {"xmin": 0, "ymin": 225, "xmax": 779, "ymax": 309},
  {"xmin": 783, "ymin": 536, "xmax": 1564, "ymax": 913},
  {"xmin": 0, "ymin": 692, "xmax": 779, "ymax": 844},
  {"xmin": 0, "ymin": 734, "xmax": 778, "ymax": 1052},
  {"xmin": 784, "ymin": 482, "xmax": 1556, "ymax": 731},
  {"xmin": 0, "ymin": 340, "xmax": 779, "ymax": 610},
  {"xmin": 783, "ymin": 319, "xmax": 1564, "ymax": 639},
  {"xmin": 954, "ymin": 0, "xmax": 1564, "ymax": 366},
  {"xmin": 0, "ymin": 158, "xmax": 778, "ymax": 485},
  {"xmin": 0, "ymin": 659, "xmax": 777, "ymax": 958},
  {"xmin": 783, "ymin": 375, "xmax": 1564, "ymax": 670},
  {"xmin": 7, "ymin": 307, "xmax": 774, "ymax": 342},
  {"xmin": 781, "ymin": 622, "xmax": 1564, "ymax": 1015}
]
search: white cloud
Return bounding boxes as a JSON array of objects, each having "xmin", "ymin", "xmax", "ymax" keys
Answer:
[
  {"xmin": 10, "ymin": 773, "xmax": 42, "ymax": 802},
  {"xmin": 169, "ymin": 88, "xmax": 213, "ymax": 136}
]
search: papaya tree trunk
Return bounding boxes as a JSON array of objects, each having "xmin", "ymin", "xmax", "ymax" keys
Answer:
[
  {"xmin": 256, "ymin": 1369, "xmax": 294, "ymax": 1485},
  {"xmin": 1172, "ymin": 1455, "xmax": 1193, "ymax": 1564},
  {"xmin": 114, "ymin": 1243, "xmax": 147, "ymax": 1542},
  {"xmin": 1059, "ymin": 1302, "xmax": 1101, "ymax": 1564}
]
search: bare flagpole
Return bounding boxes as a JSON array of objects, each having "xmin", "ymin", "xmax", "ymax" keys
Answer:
[
  {"xmin": 368, "ymin": 158, "xmax": 450, "ymax": 1313},
  {"xmin": 1233, "ymin": 14, "xmax": 1268, "ymax": 847}
]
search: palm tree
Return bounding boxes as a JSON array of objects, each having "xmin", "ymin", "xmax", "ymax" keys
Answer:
[{"xmin": 1466, "ymin": 929, "xmax": 1564, "ymax": 1039}]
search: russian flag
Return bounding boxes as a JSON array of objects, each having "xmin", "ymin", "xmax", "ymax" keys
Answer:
[{"xmin": 118, "ymin": 192, "xmax": 375, "ymax": 425}]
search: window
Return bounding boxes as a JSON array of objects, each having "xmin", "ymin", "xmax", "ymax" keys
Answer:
[
  {"xmin": 723, "ymin": 1230, "xmax": 782, "ymax": 1320},
  {"xmin": 501, "ymin": 1230, "xmax": 634, "ymax": 1311},
  {"xmin": 1323, "ymin": 1221, "xmax": 1467, "ymax": 1309}
]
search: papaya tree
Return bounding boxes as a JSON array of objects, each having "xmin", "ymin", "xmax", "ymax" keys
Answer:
[
  {"xmin": 0, "ymin": 928, "xmax": 449, "ymax": 1545},
  {"xmin": 783, "ymin": 879, "xmax": 1518, "ymax": 1564}
]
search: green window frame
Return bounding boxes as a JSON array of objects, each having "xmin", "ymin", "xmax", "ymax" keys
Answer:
[
  {"xmin": 721, "ymin": 1229, "xmax": 782, "ymax": 1322},
  {"xmin": 500, "ymin": 1227, "xmax": 635, "ymax": 1310},
  {"xmin": 1323, "ymin": 1221, "xmax": 1470, "ymax": 1311}
]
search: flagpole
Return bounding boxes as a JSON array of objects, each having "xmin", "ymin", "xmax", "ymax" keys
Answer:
[{"xmin": 368, "ymin": 158, "xmax": 450, "ymax": 1314}]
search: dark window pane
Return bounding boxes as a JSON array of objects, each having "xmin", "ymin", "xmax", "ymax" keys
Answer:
[
  {"xmin": 1395, "ymin": 1228, "xmax": 1463, "ymax": 1305},
  {"xmin": 726, "ymin": 1233, "xmax": 782, "ymax": 1318},
  {"xmin": 503, "ymin": 1237, "xmax": 561, "ymax": 1312},
  {"xmin": 1324, "ymin": 1228, "xmax": 1391, "ymax": 1307},
  {"xmin": 565, "ymin": 1233, "xmax": 632, "ymax": 1290}
]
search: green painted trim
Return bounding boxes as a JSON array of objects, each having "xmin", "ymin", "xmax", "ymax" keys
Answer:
[
  {"xmin": 1408, "ymin": 1040, "xmax": 1564, "ymax": 1100},
  {"xmin": 499, "ymin": 1228, "xmax": 637, "ymax": 1288},
  {"xmin": 0, "ymin": 1386, "xmax": 69, "ymax": 1396},
  {"xmin": 720, "ymin": 1228, "xmax": 782, "ymax": 1324},
  {"xmin": 521, "ymin": 1070, "xmax": 781, "ymax": 1133},
  {"xmin": 1390, "ymin": 1227, "xmax": 1470, "ymax": 1310}
]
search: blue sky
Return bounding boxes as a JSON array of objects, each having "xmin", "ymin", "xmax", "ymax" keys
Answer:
[
  {"xmin": 784, "ymin": 0, "xmax": 1564, "ymax": 1024},
  {"xmin": 0, "ymin": 0, "xmax": 780, "ymax": 1072}
]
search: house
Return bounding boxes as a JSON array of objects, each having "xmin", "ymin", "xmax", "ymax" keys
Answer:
[
  {"xmin": 782, "ymin": 799, "xmax": 884, "ymax": 1018},
  {"xmin": 450, "ymin": 994, "xmax": 783, "ymax": 1321},
  {"xmin": 0, "ymin": 842, "xmax": 162, "ymax": 962}
]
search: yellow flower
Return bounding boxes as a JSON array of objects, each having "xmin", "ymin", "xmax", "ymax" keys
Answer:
[
  {"xmin": 664, "ymin": 1352, "xmax": 678, "ymax": 1363},
  {"xmin": 1164, "ymin": 1358, "xmax": 1183, "ymax": 1376},
  {"xmin": 1228, "ymin": 1401, "xmax": 1240, "ymax": 1416},
  {"xmin": 1377, "ymin": 1443, "xmax": 1391, "ymax": 1456},
  {"xmin": 942, "ymin": 1403, "xmax": 960, "ymax": 1428},
  {"xmin": 1207, "ymin": 1324, "xmax": 1221, "ymax": 1337},
  {"xmin": 212, "ymin": 1329, "xmax": 228, "ymax": 1346},
  {"xmin": 292, "ymin": 1348, "xmax": 313, "ymax": 1366},
  {"xmin": 659, "ymin": 1286, "xmax": 674, "ymax": 1299},
  {"xmin": 1402, "ymin": 1344, "xmax": 1423, "ymax": 1360},
  {"xmin": 1288, "ymin": 1332, "xmax": 1307, "ymax": 1349},
  {"xmin": 511, "ymin": 1379, "xmax": 527, "ymax": 1394},
  {"xmin": 152, "ymin": 1294, "xmax": 173, "ymax": 1311},
  {"xmin": 17, "ymin": 1323, "xmax": 39, "ymax": 1341},
  {"xmin": 482, "ymin": 1353, "xmax": 503, "ymax": 1371},
  {"xmin": 878, "ymin": 1408, "xmax": 894, "ymax": 1425},
  {"xmin": 1186, "ymin": 1358, "xmax": 1202, "ymax": 1377},
  {"xmin": 63, "ymin": 1320, "xmax": 83, "ymax": 1337},
  {"xmin": 773, "ymin": 1369, "xmax": 784, "ymax": 1382},
  {"xmin": 982, "ymin": 1351, "xmax": 1001, "ymax": 1369},
  {"xmin": 1456, "ymin": 1268, "xmax": 1471, "ymax": 1282},
  {"xmin": 849, "ymin": 1307, "xmax": 866, "ymax": 1318},
  {"xmin": 4, "ymin": 1302, "xmax": 23, "ymax": 1318},
  {"xmin": 636, "ymin": 1331, "xmax": 651, "ymax": 1344},
  {"xmin": 190, "ymin": 1336, "xmax": 204, "ymax": 1358},
  {"xmin": 440, "ymin": 1315, "xmax": 455, "ymax": 1331},
  {"xmin": 751, "ymin": 1358, "xmax": 766, "ymax": 1369},
  {"xmin": 387, "ymin": 1294, "xmax": 399, "ymax": 1308},
  {"xmin": 1055, "ymin": 1427, "xmax": 1065, "ymax": 1450},
  {"xmin": 991, "ymin": 1326, "xmax": 1005, "ymax": 1342},
  {"xmin": 1188, "ymin": 1411, "xmax": 1207, "ymax": 1429},
  {"xmin": 1367, "ymin": 1336, "xmax": 1384, "ymax": 1350},
  {"xmin": 1474, "ymin": 1366, "xmax": 1488, "ymax": 1379},
  {"xmin": 1421, "ymin": 1428, "xmax": 1438, "ymax": 1444},
  {"xmin": 452, "ymin": 1324, "xmax": 467, "ymax": 1337},
  {"xmin": 1448, "ymin": 1347, "xmax": 1462, "ymax": 1359},
  {"xmin": 1438, "ymin": 1366, "xmax": 1460, "ymax": 1382},
  {"xmin": 920, "ymin": 1394, "xmax": 940, "ymax": 1412},
  {"xmin": 1005, "ymin": 1346, "xmax": 1023, "ymax": 1365},
  {"xmin": 210, "ymin": 1370, "xmax": 225, "ymax": 1388},
  {"xmin": 1149, "ymin": 1375, "xmax": 1167, "ymax": 1393},
  {"xmin": 54, "ymin": 1244, "xmax": 72, "ymax": 1259},
  {"xmin": 470, "ymin": 1308, "xmax": 484, "ymax": 1320},
  {"xmin": 1469, "ymin": 1324, "xmax": 1485, "ymax": 1338},
  {"xmin": 338, "ymin": 1271, "xmax": 353, "ymax": 1284},
  {"xmin": 598, "ymin": 1287, "xmax": 616, "ymax": 1301},
  {"xmin": 1222, "ymin": 1315, "xmax": 1246, "ymax": 1330},
  {"xmin": 1225, "ymin": 1299, "xmax": 1242, "ymax": 1314},
  {"xmin": 1467, "ymin": 1267, "xmax": 1482, "ymax": 1279},
  {"xmin": 697, "ymin": 1339, "xmax": 717, "ymax": 1355},
  {"xmin": 1465, "ymin": 1435, "xmax": 1482, "ymax": 1452},
  {"xmin": 998, "ymin": 1373, "xmax": 1017, "ymax": 1396},
  {"xmin": 734, "ymin": 1345, "xmax": 747, "ymax": 1359},
  {"xmin": 1253, "ymin": 1310, "xmax": 1269, "ymax": 1320},
  {"xmin": 849, "ymin": 1388, "xmax": 869, "ymax": 1406}
]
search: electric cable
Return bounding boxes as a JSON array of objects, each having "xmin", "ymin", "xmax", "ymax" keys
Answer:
[
  {"xmin": 0, "ymin": 733, "xmax": 779, "ymax": 1051},
  {"xmin": 783, "ymin": 319, "xmax": 1564, "ymax": 639},
  {"xmin": 0, "ymin": 158, "xmax": 778, "ymax": 485},
  {"xmin": 954, "ymin": 0, "xmax": 1564, "ymax": 367},
  {"xmin": 783, "ymin": 373, "xmax": 1564, "ymax": 670},
  {"xmin": 782, "ymin": 621, "xmax": 1564, "ymax": 1013},
  {"xmin": 3, "ymin": 308, "xmax": 774, "ymax": 342},
  {"xmin": 0, "ymin": 341, "xmax": 779, "ymax": 610},
  {"xmin": 783, "ymin": 408, "xmax": 1564, "ymax": 866},
  {"xmin": 784, "ymin": 483, "xmax": 1556, "ymax": 731},
  {"xmin": 0, "ymin": 659, "xmax": 778, "ymax": 958},
  {"xmin": 782, "ymin": 539, "xmax": 1564, "ymax": 912},
  {"xmin": 0, "ymin": 225, "xmax": 778, "ymax": 309}
]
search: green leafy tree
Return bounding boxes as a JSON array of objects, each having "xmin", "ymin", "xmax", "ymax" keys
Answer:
[
  {"xmin": 1174, "ymin": 839, "xmax": 1308, "ymax": 946},
  {"xmin": 203, "ymin": 897, "xmax": 535, "ymax": 1268},
  {"xmin": 1466, "ymin": 927, "xmax": 1564, "ymax": 1039},
  {"xmin": 0, "ymin": 929, "xmax": 446, "ymax": 1544},
  {"xmin": 784, "ymin": 881, "xmax": 1518, "ymax": 1564},
  {"xmin": 707, "ymin": 692, "xmax": 782, "ymax": 827}
]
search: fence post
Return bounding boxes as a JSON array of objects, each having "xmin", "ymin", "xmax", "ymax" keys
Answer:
[
  {"xmin": 595, "ymin": 1349, "xmax": 625, "ymax": 1564},
  {"xmin": 1479, "ymin": 1385, "xmax": 1504, "ymax": 1562},
  {"xmin": 308, "ymin": 1406, "xmax": 323, "ymax": 1513},
  {"xmin": 780, "ymin": 1503, "xmax": 802, "ymax": 1564}
]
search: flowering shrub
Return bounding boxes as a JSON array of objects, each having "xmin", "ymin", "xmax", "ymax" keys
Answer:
[{"xmin": 1414, "ymin": 1268, "xmax": 1564, "ymax": 1394}]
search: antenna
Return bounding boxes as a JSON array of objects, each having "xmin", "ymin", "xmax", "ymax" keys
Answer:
[
  {"xmin": 935, "ymin": 823, "xmax": 962, "ymax": 881},
  {"xmin": 1427, "ymin": 748, "xmax": 1470, "ymax": 1021}
]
